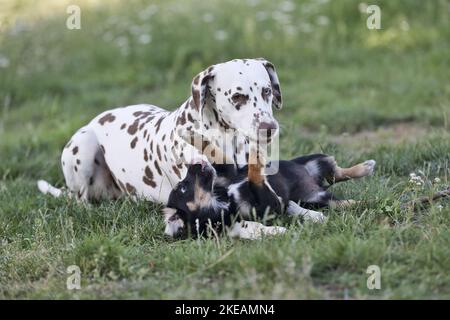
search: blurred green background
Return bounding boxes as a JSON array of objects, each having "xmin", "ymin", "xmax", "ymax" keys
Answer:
[
  {"xmin": 0, "ymin": 0, "xmax": 449, "ymax": 181},
  {"xmin": 0, "ymin": 0, "xmax": 449, "ymax": 299}
]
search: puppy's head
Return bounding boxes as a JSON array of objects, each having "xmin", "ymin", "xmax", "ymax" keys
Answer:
[{"xmin": 163, "ymin": 162, "xmax": 228, "ymax": 238}]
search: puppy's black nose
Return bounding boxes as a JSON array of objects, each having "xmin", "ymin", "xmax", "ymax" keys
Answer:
[{"xmin": 258, "ymin": 121, "xmax": 278, "ymax": 137}]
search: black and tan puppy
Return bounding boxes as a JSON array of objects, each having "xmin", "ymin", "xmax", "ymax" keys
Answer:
[{"xmin": 163, "ymin": 148, "xmax": 376, "ymax": 239}]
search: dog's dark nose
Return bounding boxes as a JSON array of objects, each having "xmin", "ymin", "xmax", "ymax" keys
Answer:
[{"xmin": 258, "ymin": 121, "xmax": 278, "ymax": 137}]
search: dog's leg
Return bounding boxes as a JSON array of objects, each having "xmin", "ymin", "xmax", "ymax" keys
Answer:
[
  {"xmin": 61, "ymin": 128, "xmax": 122, "ymax": 202},
  {"xmin": 334, "ymin": 160, "xmax": 376, "ymax": 183},
  {"xmin": 286, "ymin": 201, "xmax": 326, "ymax": 223},
  {"xmin": 228, "ymin": 220, "xmax": 286, "ymax": 240},
  {"xmin": 37, "ymin": 180, "xmax": 66, "ymax": 198}
]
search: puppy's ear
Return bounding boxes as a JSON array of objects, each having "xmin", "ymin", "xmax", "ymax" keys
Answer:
[
  {"xmin": 257, "ymin": 58, "xmax": 282, "ymax": 110},
  {"xmin": 191, "ymin": 65, "xmax": 216, "ymax": 114}
]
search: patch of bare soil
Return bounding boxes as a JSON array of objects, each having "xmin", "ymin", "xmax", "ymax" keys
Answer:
[{"xmin": 324, "ymin": 123, "xmax": 431, "ymax": 150}]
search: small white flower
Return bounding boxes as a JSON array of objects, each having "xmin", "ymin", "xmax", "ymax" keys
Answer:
[
  {"xmin": 262, "ymin": 30, "xmax": 272, "ymax": 40},
  {"xmin": 202, "ymin": 13, "xmax": 214, "ymax": 23},
  {"xmin": 299, "ymin": 22, "xmax": 313, "ymax": 33},
  {"xmin": 256, "ymin": 11, "xmax": 268, "ymax": 21},
  {"xmin": 272, "ymin": 11, "xmax": 291, "ymax": 24},
  {"xmin": 0, "ymin": 55, "xmax": 10, "ymax": 68},
  {"xmin": 400, "ymin": 20, "xmax": 410, "ymax": 31},
  {"xmin": 138, "ymin": 34, "xmax": 152, "ymax": 44},
  {"xmin": 280, "ymin": 1, "xmax": 296, "ymax": 12},
  {"xmin": 434, "ymin": 177, "xmax": 441, "ymax": 184},
  {"xmin": 247, "ymin": 0, "xmax": 260, "ymax": 7},
  {"xmin": 437, "ymin": 205, "xmax": 443, "ymax": 211},
  {"xmin": 214, "ymin": 30, "xmax": 228, "ymax": 41},
  {"xmin": 358, "ymin": 2, "xmax": 368, "ymax": 13},
  {"xmin": 139, "ymin": 4, "xmax": 159, "ymax": 20},
  {"xmin": 102, "ymin": 32, "xmax": 114, "ymax": 42},
  {"xmin": 316, "ymin": 15, "xmax": 330, "ymax": 26},
  {"xmin": 116, "ymin": 36, "xmax": 128, "ymax": 48}
]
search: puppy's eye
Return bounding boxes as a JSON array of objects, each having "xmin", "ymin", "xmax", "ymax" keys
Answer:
[
  {"xmin": 231, "ymin": 93, "xmax": 249, "ymax": 105},
  {"xmin": 179, "ymin": 185, "xmax": 187, "ymax": 193}
]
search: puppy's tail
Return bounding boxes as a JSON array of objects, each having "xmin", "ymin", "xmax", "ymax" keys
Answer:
[{"xmin": 37, "ymin": 180, "xmax": 64, "ymax": 198}]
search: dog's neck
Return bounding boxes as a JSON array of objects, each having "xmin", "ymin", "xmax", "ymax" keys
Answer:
[{"xmin": 172, "ymin": 96, "xmax": 245, "ymax": 166}]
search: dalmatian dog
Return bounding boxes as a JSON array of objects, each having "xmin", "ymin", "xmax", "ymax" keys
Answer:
[{"xmin": 38, "ymin": 58, "xmax": 284, "ymax": 237}]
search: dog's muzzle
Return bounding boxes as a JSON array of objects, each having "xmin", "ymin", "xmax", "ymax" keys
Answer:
[{"xmin": 258, "ymin": 121, "xmax": 279, "ymax": 142}]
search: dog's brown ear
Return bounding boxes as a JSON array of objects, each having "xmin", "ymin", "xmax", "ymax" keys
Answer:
[
  {"xmin": 191, "ymin": 65, "xmax": 216, "ymax": 114},
  {"xmin": 257, "ymin": 58, "xmax": 282, "ymax": 110}
]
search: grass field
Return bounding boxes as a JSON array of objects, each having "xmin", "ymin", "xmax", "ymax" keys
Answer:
[{"xmin": 0, "ymin": 0, "xmax": 449, "ymax": 299}]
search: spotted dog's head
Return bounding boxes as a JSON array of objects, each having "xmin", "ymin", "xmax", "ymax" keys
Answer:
[
  {"xmin": 163, "ymin": 162, "xmax": 229, "ymax": 238},
  {"xmin": 191, "ymin": 58, "xmax": 282, "ymax": 142}
]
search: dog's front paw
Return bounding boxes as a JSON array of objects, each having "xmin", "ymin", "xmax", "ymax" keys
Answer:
[
  {"xmin": 229, "ymin": 221, "xmax": 287, "ymax": 240},
  {"xmin": 262, "ymin": 225, "xmax": 287, "ymax": 236},
  {"xmin": 303, "ymin": 210, "xmax": 327, "ymax": 223}
]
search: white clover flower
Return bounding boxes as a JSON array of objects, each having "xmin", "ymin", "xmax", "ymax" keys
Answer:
[
  {"xmin": 0, "ymin": 55, "xmax": 10, "ymax": 68},
  {"xmin": 247, "ymin": 0, "xmax": 260, "ymax": 7},
  {"xmin": 256, "ymin": 11, "xmax": 269, "ymax": 21},
  {"xmin": 299, "ymin": 22, "xmax": 313, "ymax": 33},
  {"xmin": 409, "ymin": 172, "xmax": 424, "ymax": 185},
  {"xmin": 116, "ymin": 36, "xmax": 128, "ymax": 48},
  {"xmin": 202, "ymin": 13, "xmax": 214, "ymax": 23},
  {"xmin": 358, "ymin": 2, "xmax": 368, "ymax": 13},
  {"xmin": 262, "ymin": 30, "xmax": 273, "ymax": 40},
  {"xmin": 214, "ymin": 30, "xmax": 228, "ymax": 41},
  {"xmin": 102, "ymin": 32, "xmax": 114, "ymax": 42},
  {"xmin": 272, "ymin": 11, "xmax": 291, "ymax": 24},
  {"xmin": 284, "ymin": 25, "xmax": 297, "ymax": 35},
  {"xmin": 434, "ymin": 177, "xmax": 441, "ymax": 184},
  {"xmin": 280, "ymin": 1, "xmax": 296, "ymax": 12},
  {"xmin": 316, "ymin": 15, "xmax": 330, "ymax": 26},
  {"xmin": 138, "ymin": 34, "xmax": 152, "ymax": 45},
  {"xmin": 400, "ymin": 20, "xmax": 410, "ymax": 31},
  {"xmin": 139, "ymin": 4, "xmax": 159, "ymax": 20}
]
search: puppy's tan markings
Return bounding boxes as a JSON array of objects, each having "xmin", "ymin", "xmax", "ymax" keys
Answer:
[
  {"xmin": 334, "ymin": 160, "xmax": 376, "ymax": 182},
  {"xmin": 186, "ymin": 178, "xmax": 214, "ymax": 212}
]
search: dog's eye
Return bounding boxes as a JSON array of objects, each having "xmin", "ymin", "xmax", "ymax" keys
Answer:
[
  {"xmin": 231, "ymin": 93, "xmax": 249, "ymax": 105},
  {"xmin": 262, "ymin": 87, "xmax": 272, "ymax": 96},
  {"xmin": 179, "ymin": 184, "xmax": 187, "ymax": 193}
]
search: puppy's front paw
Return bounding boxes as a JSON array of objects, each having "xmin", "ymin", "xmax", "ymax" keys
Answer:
[
  {"xmin": 303, "ymin": 210, "xmax": 327, "ymax": 223},
  {"xmin": 229, "ymin": 221, "xmax": 286, "ymax": 240}
]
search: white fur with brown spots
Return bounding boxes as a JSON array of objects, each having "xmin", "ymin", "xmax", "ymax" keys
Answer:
[{"xmin": 38, "ymin": 58, "xmax": 283, "ymax": 210}]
